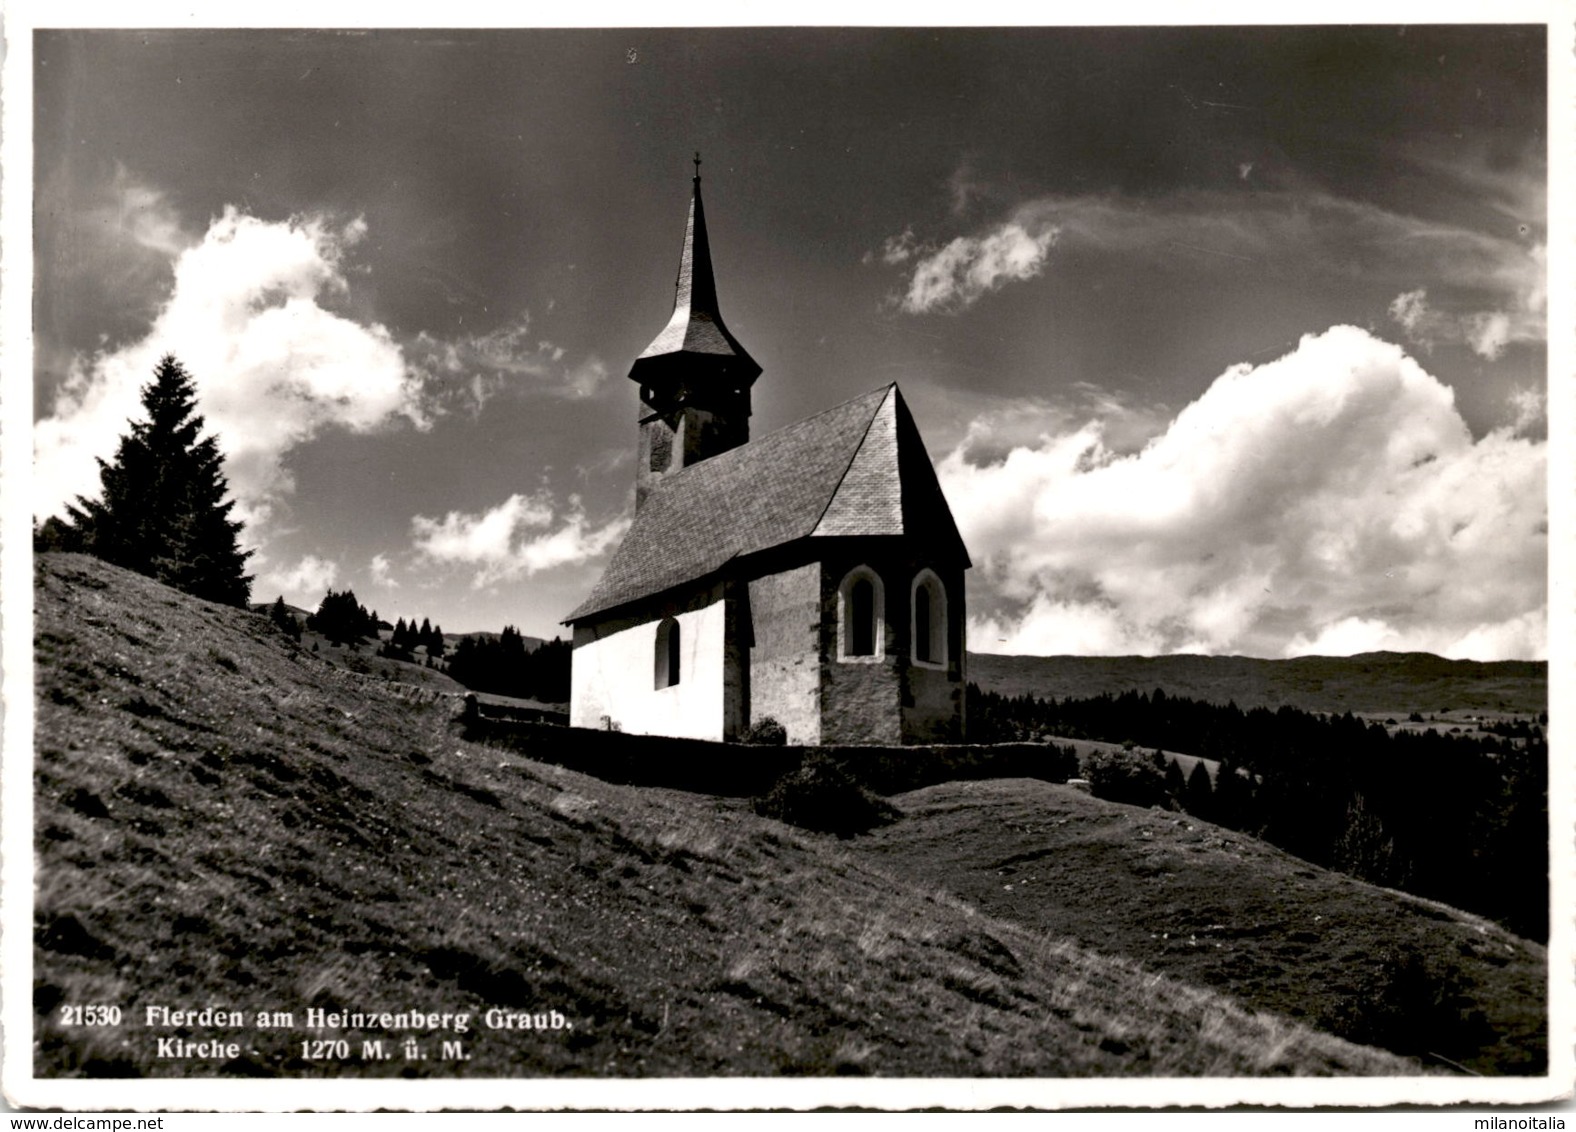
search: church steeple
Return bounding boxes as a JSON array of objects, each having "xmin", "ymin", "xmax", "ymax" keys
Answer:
[{"xmin": 631, "ymin": 157, "xmax": 761, "ymax": 508}]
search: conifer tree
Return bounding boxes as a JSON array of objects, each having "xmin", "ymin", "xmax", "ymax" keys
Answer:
[
  {"xmin": 65, "ymin": 354, "xmax": 252, "ymax": 606},
  {"xmin": 1185, "ymin": 760, "xmax": 1215, "ymax": 821},
  {"xmin": 269, "ymin": 595, "xmax": 302, "ymax": 642}
]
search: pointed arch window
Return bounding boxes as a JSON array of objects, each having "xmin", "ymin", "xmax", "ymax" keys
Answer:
[
  {"xmin": 655, "ymin": 616, "xmax": 681, "ymax": 688},
  {"xmin": 911, "ymin": 570, "xmax": 947, "ymax": 669},
  {"xmin": 838, "ymin": 566, "xmax": 884, "ymax": 662}
]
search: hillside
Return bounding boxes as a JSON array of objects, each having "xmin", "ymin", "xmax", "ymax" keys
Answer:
[
  {"xmin": 863, "ymin": 780, "xmax": 1547, "ymax": 1075},
  {"xmin": 31, "ymin": 553, "xmax": 1417, "ymax": 1079},
  {"xmin": 967, "ymin": 651, "xmax": 1547, "ymax": 716}
]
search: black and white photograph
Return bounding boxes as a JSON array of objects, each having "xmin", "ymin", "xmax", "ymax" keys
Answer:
[{"xmin": 2, "ymin": 2, "xmax": 1569, "ymax": 1114}]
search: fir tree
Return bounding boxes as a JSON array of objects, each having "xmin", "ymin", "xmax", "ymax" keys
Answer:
[
  {"xmin": 65, "ymin": 354, "xmax": 252, "ymax": 606},
  {"xmin": 1184, "ymin": 760, "xmax": 1215, "ymax": 821},
  {"xmin": 269, "ymin": 595, "xmax": 302, "ymax": 642}
]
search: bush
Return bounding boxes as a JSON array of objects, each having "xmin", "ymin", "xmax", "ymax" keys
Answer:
[
  {"xmin": 1084, "ymin": 746, "xmax": 1168, "ymax": 808},
  {"xmin": 1043, "ymin": 742, "xmax": 1080, "ymax": 783},
  {"xmin": 752, "ymin": 754, "xmax": 899, "ymax": 838},
  {"xmin": 1320, "ymin": 947, "xmax": 1491, "ymax": 1062},
  {"xmin": 743, "ymin": 716, "xmax": 788, "ymax": 746}
]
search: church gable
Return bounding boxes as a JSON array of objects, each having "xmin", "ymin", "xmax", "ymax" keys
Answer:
[{"xmin": 810, "ymin": 387, "xmax": 902, "ymax": 538}]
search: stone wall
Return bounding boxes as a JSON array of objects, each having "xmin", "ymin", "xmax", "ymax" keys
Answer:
[
  {"xmin": 746, "ymin": 563, "xmax": 822, "ymax": 744},
  {"xmin": 815, "ymin": 546, "xmax": 966, "ymax": 745},
  {"xmin": 462, "ymin": 717, "xmax": 1069, "ymax": 799}
]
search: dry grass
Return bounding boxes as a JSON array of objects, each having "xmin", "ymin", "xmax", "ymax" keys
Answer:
[{"xmin": 33, "ymin": 554, "xmax": 1427, "ymax": 1079}]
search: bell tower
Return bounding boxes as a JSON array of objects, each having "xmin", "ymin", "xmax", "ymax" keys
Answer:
[{"xmin": 630, "ymin": 156, "xmax": 761, "ymax": 508}]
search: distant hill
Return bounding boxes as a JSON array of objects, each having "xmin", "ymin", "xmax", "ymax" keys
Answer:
[
  {"xmin": 31, "ymin": 552, "xmax": 1421, "ymax": 1080},
  {"xmin": 967, "ymin": 651, "xmax": 1547, "ymax": 716}
]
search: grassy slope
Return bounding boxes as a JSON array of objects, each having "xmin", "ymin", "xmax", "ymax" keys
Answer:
[
  {"xmin": 862, "ymin": 779, "xmax": 1547, "ymax": 1075},
  {"xmin": 32, "ymin": 553, "xmax": 1415, "ymax": 1079},
  {"xmin": 968, "ymin": 652, "xmax": 1547, "ymax": 715}
]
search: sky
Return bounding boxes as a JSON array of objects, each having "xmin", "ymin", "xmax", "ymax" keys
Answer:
[{"xmin": 27, "ymin": 22, "xmax": 1553, "ymax": 659}]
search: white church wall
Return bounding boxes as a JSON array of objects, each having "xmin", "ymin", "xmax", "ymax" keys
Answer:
[{"xmin": 570, "ymin": 597, "xmax": 729, "ymax": 740}]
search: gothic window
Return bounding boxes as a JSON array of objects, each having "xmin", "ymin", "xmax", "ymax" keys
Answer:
[
  {"xmin": 838, "ymin": 567, "xmax": 884, "ymax": 661},
  {"xmin": 911, "ymin": 570, "xmax": 947, "ymax": 668},
  {"xmin": 655, "ymin": 617, "xmax": 681, "ymax": 688}
]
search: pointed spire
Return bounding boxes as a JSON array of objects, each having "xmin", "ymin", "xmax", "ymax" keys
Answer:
[{"xmin": 632, "ymin": 157, "xmax": 759, "ymax": 379}]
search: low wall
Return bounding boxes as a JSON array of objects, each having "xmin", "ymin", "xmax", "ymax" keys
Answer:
[{"xmin": 458, "ymin": 716, "xmax": 1073, "ymax": 799}]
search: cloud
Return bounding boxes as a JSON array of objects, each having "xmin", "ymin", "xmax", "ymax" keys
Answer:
[
  {"xmin": 97, "ymin": 163, "xmax": 194, "ymax": 259},
  {"xmin": 900, "ymin": 219, "xmax": 1060, "ymax": 314},
  {"xmin": 941, "ymin": 326, "xmax": 1546, "ymax": 661},
  {"xmin": 883, "ymin": 185, "xmax": 1546, "ymax": 346},
  {"xmin": 870, "ymin": 227, "xmax": 918, "ymax": 266},
  {"xmin": 255, "ymin": 553, "xmax": 340, "ymax": 607},
  {"xmin": 1507, "ymin": 386, "xmax": 1546, "ymax": 434},
  {"xmin": 35, "ymin": 203, "xmax": 426, "ymax": 533},
  {"xmin": 410, "ymin": 492, "xmax": 630, "ymax": 589},
  {"xmin": 408, "ymin": 314, "xmax": 609, "ymax": 415},
  {"xmin": 369, "ymin": 553, "xmax": 398, "ymax": 589},
  {"xmin": 1388, "ymin": 289, "xmax": 1431, "ymax": 339},
  {"xmin": 1388, "ymin": 243, "xmax": 1543, "ymax": 360},
  {"xmin": 1465, "ymin": 311, "xmax": 1512, "ymax": 360}
]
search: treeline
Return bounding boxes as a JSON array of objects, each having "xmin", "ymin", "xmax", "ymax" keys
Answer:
[
  {"xmin": 381, "ymin": 616, "xmax": 447, "ymax": 660},
  {"xmin": 446, "ymin": 628, "xmax": 570, "ymax": 704},
  {"xmin": 969, "ymin": 684, "xmax": 1548, "ymax": 941},
  {"xmin": 307, "ymin": 589, "xmax": 384, "ymax": 646}
]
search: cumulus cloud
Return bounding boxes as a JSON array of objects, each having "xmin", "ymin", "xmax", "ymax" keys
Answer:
[
  {"xmin": 942, "ymin": 326, "xmax": 1546, "ymax": 661},
  {"xmin": 35, "ymin": 204, "xmax": 425, "ymax": 532},
  {"xmin": 410, "ymin": 491, "xmax": 629, "ymax": 589},
  {"xmin": 255, "ymin": 553, "xmax": 340, "ymax": 607},
  {"xmin": 900, "ymin": 219, "xmax": 1061, "ymax": 313}
]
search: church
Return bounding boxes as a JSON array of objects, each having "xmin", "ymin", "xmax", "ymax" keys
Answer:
[{"xmin": 565, "ymin": 162, "xmax": 970, "ymax": 746}]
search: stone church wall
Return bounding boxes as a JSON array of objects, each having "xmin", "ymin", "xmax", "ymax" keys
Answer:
[
  {"xmin": 569, "ymin": 588, "xmax": 729, "ymax": 741},
  {"xmin": 818, "ymin": 556, "xmax": 904, "ymax": 746},
  {"xmin": 901, "ymin": 561, "xmax": 968, "ymax": 743},
  {"xmin": 746, "ymin": 563, "xmax": 823, "ymax": 745}
]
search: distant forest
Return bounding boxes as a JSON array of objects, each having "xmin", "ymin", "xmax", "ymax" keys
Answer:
[
  {"xmin": 969, "ymin": 685, "xmax": 1548, "ymax": 942},
  {"xmin": 446, "ymin": 628, "xmax": 570, "ymax": 704}
]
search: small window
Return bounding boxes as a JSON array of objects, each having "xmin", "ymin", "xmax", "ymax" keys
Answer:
[
  {"xmin": 911, "ymin": 570, "xmax": 946, "ymax": 668},
  {"xmin": 655, "ymin": 617, "xmax": 681, "ymax": 688},
  {"xmin": 838, "ymin": 567, "xmax": 884, "ymax": 661},
  {"xmin": 850, "ymin": 580, "xmax": 875, "ymax": 655},
  {"xmin": 650, "ymin": 426, "xmax": 672, "ymax": 472}
]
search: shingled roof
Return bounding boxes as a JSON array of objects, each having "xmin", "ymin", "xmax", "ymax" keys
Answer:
[{"xmin": 566, "ymin": 384, "xmax": 969, "ymax": 622}]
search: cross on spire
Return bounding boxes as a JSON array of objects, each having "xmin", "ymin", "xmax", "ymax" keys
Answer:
[{"xmin": 693, "ymin": 152, "xmax": 702, "ymax": 181}]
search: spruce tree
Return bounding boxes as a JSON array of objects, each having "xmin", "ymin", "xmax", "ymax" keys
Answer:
[
  {"xmin": 65, "ymin": 354, "xmax": 252, "ymax": 606},
  {"xmin": 1185, "ymin": 760, "xmax": 1215, "ymax": 821}
]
